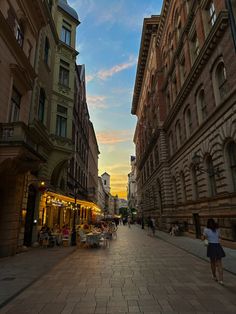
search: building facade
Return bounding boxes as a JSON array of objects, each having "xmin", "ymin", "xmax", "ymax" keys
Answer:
[
  {"xmin": 88, "ymin": 121, "xmax": 99, "ymax": 203},
  {"xmin": 127, "ymin": 156, "xmax": 138, "ymax": 213},
  {"xmin": 132, "ymin": 1, "xmax": 236, "ymax": 245}
]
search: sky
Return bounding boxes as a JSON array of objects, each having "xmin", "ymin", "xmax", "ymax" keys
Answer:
[{"xmin": 69, "ymin": 0, "xmax": 162, "ymax": 199}]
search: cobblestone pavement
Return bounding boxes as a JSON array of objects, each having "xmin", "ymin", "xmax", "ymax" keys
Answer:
[
  {"xmin": 1, "ymin": 225, "xmax": 236, "ymax": 314},
  {"xmin": 0, "ymin": 246, "xmax": 76, "ymax": 308}
]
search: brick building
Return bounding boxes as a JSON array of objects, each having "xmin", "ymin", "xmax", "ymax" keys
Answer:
[{"xmin": 132, "ymin": 1, "xmax": 236, "ymax": 244}]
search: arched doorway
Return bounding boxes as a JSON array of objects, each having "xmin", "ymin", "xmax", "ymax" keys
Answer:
[{"xmin": 24, "ymin": 185, "xmax": 37, "ymax": 246}]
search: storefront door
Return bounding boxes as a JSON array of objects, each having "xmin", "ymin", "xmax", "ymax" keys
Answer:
[{"xmin": 24, "ymin": 185, "xmax": 36, "ymax": 246}]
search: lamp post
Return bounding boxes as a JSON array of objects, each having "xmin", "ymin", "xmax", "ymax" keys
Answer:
[{"xmin": 71, "ymin": 184, "xmax": 78, "ymax": 246}]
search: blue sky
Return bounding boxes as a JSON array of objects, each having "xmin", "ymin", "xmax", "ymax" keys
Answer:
[{"xmin": 69, "ymin": 0, "xmax": 162, "ymax": 198}]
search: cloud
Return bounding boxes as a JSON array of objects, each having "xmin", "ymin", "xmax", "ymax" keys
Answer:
[
  {"xmin": 97, "ymin": 59, "xmax": 136, "ymax": 80},
  {"xmin": 87, "ymin": 95, "xmax": 108, "ymax": 109},
  {"xmin": 87, "ymin": 56, "xmax": 137, "ymax": 82},
  {"xmin": 97, "ymin": 130, "xmax": 133, "ymax": 145}
]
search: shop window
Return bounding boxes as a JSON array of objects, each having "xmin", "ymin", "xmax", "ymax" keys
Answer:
[
  {"xmin": 10, "ymin": 87, "xmax": 21, "ymax": 122},
  {"xmin": 38, "ymin": 88, "xmax": 45, "ymax": 123},
  {"xmin": 56, "ymin": 104, "xmax": 67, "ymax": 137}
]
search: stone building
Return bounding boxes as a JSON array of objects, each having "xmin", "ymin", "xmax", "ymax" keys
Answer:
[
  {"xmin": 0, "ymin": 0, "xmax": 50, "ymax": 257},
  {"xmin": 127, "ymin": 156, "xmax": 138, "ymax": 213},
  {"xmin": 0, "ymin": 0, "xmax": 100, "ymax": 257},
  {"xmin": 87, "ymin": 121, "xmax": 99, "ymax": 204},
  {"xmin": 132, "ymin": 1, "xmax": 236, "ymax": 245}
]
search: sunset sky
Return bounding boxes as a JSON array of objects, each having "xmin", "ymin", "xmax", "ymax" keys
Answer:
[{"xmin": 70, "ymin": 0, "xmax": 162, "ymax": 199}]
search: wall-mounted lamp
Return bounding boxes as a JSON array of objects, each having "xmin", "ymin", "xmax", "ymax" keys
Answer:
[{"xmin": 192, "ymin": 153, "xmax": 220, "ymax": 177}]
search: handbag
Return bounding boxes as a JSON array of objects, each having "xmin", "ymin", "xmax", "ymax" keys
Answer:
[{"xmin": 204, "ymin": 239, "xmax": 209, "ymax": 246}]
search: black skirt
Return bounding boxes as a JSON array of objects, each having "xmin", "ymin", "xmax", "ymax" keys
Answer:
[{"xmin": 207, "ymin": 243, "xmax": 226, "ymax": 259}]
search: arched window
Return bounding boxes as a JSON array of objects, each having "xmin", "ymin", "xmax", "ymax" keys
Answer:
[
  {"xmin": 185, "ymin": 107, "xmax": 192, "ymax": 138},
  {"xmin": 206, "ymin": 155, "xmax": 217, "ymax": 197},
  {"xmin": 216, "ymin": 62, "xmax": 227, "ymax": 100},
  {"xmin": 175, "ymin": 120, "xmax": 181, "ymax": 149},
  {"xmin": 38, "ymin": 88, "xmax": 45, "ymax": 123},
  {"xmin": 44, "ymin": 37, "xmax": 50, "ymax": 65},
  {"xmin": 226, "ymin": 141, "xmax": 236, "ymax": 192},
  {"xmin": 196, "ymin": 89, "xmax": 207, "ymax": 124}
]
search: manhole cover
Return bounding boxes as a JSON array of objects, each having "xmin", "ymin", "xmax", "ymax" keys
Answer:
[{"xmin": 1, "ymin": 277, "xmax": 16, "ymax": 281}]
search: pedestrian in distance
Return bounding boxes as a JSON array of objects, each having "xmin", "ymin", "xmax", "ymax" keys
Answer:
[
  {"xmin": 150, "ymin": 217, "xmax": 156, "ymax": 236},
  {"xmin": 202, "ymin": 218, "xmax": 226, "ymax": 285}
]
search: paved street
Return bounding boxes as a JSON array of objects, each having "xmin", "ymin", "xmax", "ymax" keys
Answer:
[{"xmin": 1, "ymin": 225, "xmax": 236, "ymax": 314}]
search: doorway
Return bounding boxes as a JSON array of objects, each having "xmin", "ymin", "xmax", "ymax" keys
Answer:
[
  {"xmin": 24, "ymin": 185, "xmax": 36, "ymax": 246},
  {"xmin": 193, "ymin": 213, "xmax": 201, "ymax": 239}
]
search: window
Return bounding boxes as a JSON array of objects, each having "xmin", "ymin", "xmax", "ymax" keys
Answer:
[
  {"xmin": 10, "ymin": 87, "xmax": 21, "ymax": 122},
  {"xmin": 216, "ymin": 62, "xmax": 228, "ymax": 100},
  {"xmin": 185, "ymin": 108, "xmax": 192, "ymax": 138},
  {"xmin": 59, "ymin": 65, "xmax": 69, "ymax": 86},
  {"xmin": 56, "ymin": 105, "xmax": 67, "ymax": 137},
  {"xmin": 48, "ymin": 0, "xmax": 53, "ymax": 12},
  {"xmin": 227, "ymin": 141, "xmax": 236, "ymax": 191},
  {"xmin": 196, "ymin": 89, "xmax": 207, "ymax": 124},
  {"xmin": 38, "ymin": 88, "xmax": 45, "ymax": 123},
  {"xmin": 61, "ymin": 25, "xmax": 71, "ymax": 45},
  {"xmin": 208, "ymin": 1, "xmax": 217, "ymax": 27},
  {"xmin": 44, "ymin": 37, "xmax": 50, "ymax": 65},
  {"xmin": 15, "ymin": 21, "xmax": 24, "ymax": 47},
  {"xmin": 190, "ymin": 32, "xmax": 200, "ymax": 63},
  {"xmin": 206, "ymin": 156, "xmax": 217, "ymax": 197}
]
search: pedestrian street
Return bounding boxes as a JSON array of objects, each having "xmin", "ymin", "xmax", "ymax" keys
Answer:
[{"xmin": 1, "ymin": 225, "xmax": 236, "ymax": 314}]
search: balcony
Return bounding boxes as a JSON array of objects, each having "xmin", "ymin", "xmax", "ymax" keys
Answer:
[{"xmin": 0, "ymin": 122, "xmax": 45, "ymax": 172}]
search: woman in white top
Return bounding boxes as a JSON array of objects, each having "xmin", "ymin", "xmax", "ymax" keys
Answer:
[{"xmin": 202, "ymin": 218, "xmax": 225, "ymax": 285}]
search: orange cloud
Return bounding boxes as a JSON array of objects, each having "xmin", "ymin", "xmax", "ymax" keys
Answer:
[{"xmin": 97, "ymin": 130, "xmax": 133, "ymax": 144}]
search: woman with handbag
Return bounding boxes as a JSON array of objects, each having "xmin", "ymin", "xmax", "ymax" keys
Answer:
[{"xmin": 202, "ymin": 218, "xmax": 226, "ymax": 285}]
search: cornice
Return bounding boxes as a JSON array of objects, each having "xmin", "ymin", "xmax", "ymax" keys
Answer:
[{"xmin": 131, "ymin": 16, "xmax": 160, "ymax": 115}]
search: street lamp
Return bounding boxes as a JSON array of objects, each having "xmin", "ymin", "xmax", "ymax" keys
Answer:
[
  {"xmin": 192, "ymin": 153, "xmax": 220, "ymax": 177},
  {"xmin": 71, "ymin": 184, "xmax": 78, "ymax": 246}
]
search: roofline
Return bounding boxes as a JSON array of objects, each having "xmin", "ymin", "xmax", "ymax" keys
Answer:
[{"xmin": 131, "ymin": 15, "xmax": 160, "ymax": 115}]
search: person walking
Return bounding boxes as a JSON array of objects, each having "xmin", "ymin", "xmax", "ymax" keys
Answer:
[
  {"xmin": 127, "ymin": 216, "xmax": 131, "ymax": 228},
  {"xmin": 202, "ymin": 218, "xmax": 226, "ymax": 285},
  {"xmin": 150, "ymin": 217, "xmax": 156, "ymax": 236}
]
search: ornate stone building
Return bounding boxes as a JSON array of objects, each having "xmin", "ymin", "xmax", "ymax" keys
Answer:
[{"xmin": 132, "ymin": 1, "xmax": 236, "ymax": 245}]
